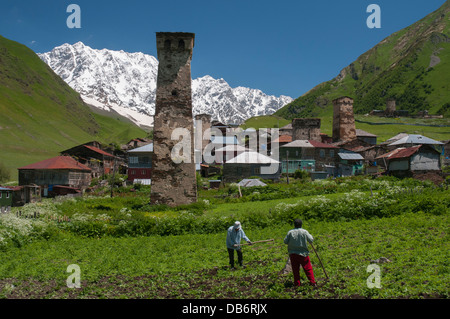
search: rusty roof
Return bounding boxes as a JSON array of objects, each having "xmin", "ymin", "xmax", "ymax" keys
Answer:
[
  {"xmin": 18, "ymin": 156, "xmax": 91, "ymax": 171},
  {"xmin": 387, "ymin": 145, "xmax": 422, "ymax": 160},
  {"xmin": 83, "ymin": 145, "xmax": 115, "ymax": 157}
]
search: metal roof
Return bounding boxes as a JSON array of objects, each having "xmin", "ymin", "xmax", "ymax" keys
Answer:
[
  {"xmin": 18, "ymin": 156, "xmax": 92, "ymax": 171},
  {"xmin": 0, "ymin": 187, "xmax": 12, "ymax": 191},
  {"xmin": 338, "ymin": 153, "xmax": 364, "ymax": 160},
  {"xmin": 225, "ymin": 151, "xmax": 280, "ymax": 164},
  {"xmin": 237, "ymin": 179, "xmax": 267, "ymax": 187},
  {"xmin": 388, "ymin": 134, "xmax": 443, "ymax": 146},
  {"xmin": 282, "ymin": 140, "xmax": 314, "ymax": 148},
  {"xmin": 128, "ymin": 143, "xmax": 153, "ymax": 153}
]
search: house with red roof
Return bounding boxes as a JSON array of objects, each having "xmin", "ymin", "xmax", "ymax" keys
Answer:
[
  {"xmin": 60, "ymin": 142, "xmax": 117, "ymax": 178},
  {"xmin": 18, "ymin": 156, "xmax": 92, "ymax": 196},
  {"xmin": 381, "ymin": 144, "xmax": 442, "ymax": 178}
]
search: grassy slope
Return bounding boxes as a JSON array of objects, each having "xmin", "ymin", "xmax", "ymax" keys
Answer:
[
  {"xmin": 274, "ymin": 1, "xmax": 450, "ymax": 120},
  {"xmin": 0, "ymin": 35, "xmax": 147, "ymax": 181},
  {"xmin": 242, "ymin": 114, "xmax": 449, "ymax": 143}
]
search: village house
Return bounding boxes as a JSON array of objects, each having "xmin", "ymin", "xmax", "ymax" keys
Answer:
[
  {"xmin": 60, "ymin": 142, "xmax": 117, "ymax": 178},
  {"xmin": 279, "ymin": 140, "xmax": 339, "ymax": 174},
  {"xmin": 17, "ymin": 156, "xmax": 92, "ymax": 197},
  {"xmin": 222, "ymin": 151, "xmax": 281, "ymax": 183},
  {"xmin": 0, "ymin": 187, "xmax": 13, "ymax": 213},
  {"xmin": 356, "ymin": 129, "xmax": 378, "ymax": 145},
  {"xmin": 337, "ymin": 150, "xmax": 365, "ymax": 177},
  {"xmin": 387, "ymin": 134, "xmax": 444, "ymax": 150},
  {"xmin": 380, "ymin": 144, "xmax": 442, "ymax": 177},
  {"xmin": 127, "ymin": 143, "xmax": 153, "ymax": 185},
  {"xmin": 4, "ymin": 185, "xmax": 41, "ymax": 207}
]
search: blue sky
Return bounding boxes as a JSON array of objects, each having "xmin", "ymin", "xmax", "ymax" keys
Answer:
[{"xmin": 0, "ymin": 0, "xmax": 446, "ymax": 98}]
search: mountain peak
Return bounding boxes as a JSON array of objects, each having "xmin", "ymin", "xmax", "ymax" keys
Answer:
[{"xmin": 38, "ymin": 43, "xmax": 293, "ymax": 126}]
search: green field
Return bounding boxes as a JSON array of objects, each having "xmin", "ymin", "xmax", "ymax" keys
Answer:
[{"xmin": 0, "ymin": 176, "xmax": 448, "ymax": 299}]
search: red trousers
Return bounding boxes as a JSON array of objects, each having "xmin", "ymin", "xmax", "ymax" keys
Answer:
[{"xmin": 289, "ymin": 254, "xmax": 316, "ymax": 286}]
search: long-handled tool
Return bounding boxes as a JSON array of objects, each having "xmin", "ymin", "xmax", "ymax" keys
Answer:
[
  {"xmin": 238, "ymin": 239, "xmax": 274, "ymax": 246},
  {"xmin": 310, "ymin": 242, "xmax": 329, "ymax": 280}
]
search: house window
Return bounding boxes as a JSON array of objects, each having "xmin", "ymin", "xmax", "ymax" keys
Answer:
[
  {"xmin": 320, "ymin": 149, "xmax": 325, "ymax": 158},
  {"xmin": 6, "ymin": 192, "xmax": 10, "ymax": 199},
  {"xmin": 330, "ymin": 150, "xmax": 334, "ymax": 158},
  {"xmin": 253, "ymin": 167, "xmax": 261, "ymax": 175},
  {"xmin": 142, "ymin": 170, "xmax": 146, "ymax": 175},
  {"xmin": 129, "ymin": 157, "xmax": 138, "ymax": 164},
  {"xmin": 0, "ymin": 192, "xmax": 2, "ymax": 199}
]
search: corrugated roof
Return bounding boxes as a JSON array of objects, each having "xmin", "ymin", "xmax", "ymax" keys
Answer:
[
  {"xmin": 128, "ymin": 143, "xmax": 153, "ymax": 153},
  {"xmin": 0, "ymin": 187, "xmax": 12, "ymax": 191},
  {"xmin": 84, "ymin": 145, "xmax": 115, "ymax": 157},
  {"xmin": 18, "ymin": 156, "xmax": 91, "ymax": 171},
  {"xmin": 375, "ymin": 148, "xmax": 405, "ymax": 159},
  {"xmin": 225, "ymin": 151, "xmax": 280, "ymax": 164},
  {"xmin": 388, "ymin": 134, "xmax": 443, "ymax": 146},
  {"xmin": 388, "ymin": 145, "xmax": 422, "ymax": 160},
  {"xmin": 338, "ymin": 153, "xmax": 364, "ymax": 160}
]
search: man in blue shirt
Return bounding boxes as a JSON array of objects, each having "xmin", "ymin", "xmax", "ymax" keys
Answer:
[
  {"xmin": 226, "ymin": 221, "xmax": 252, "ymax": 269},
  {"xmin": 284, "ymin": 218, "xmax": 316, "ymax": 286}
]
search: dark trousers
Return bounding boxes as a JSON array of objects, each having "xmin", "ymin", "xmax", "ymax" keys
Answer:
[
  {"xmin": 227, "ymin": 248, "xmax": 243, "ymax": 267},
  {"xmin": 289, "ymin": 254, "xmax": 316, "ymax": 286}
]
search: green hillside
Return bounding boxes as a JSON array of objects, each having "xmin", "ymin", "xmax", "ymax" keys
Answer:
[
  {"xmin": 0, "ymin": 35, "xmax": 148, "ymax": 182},
  {"xmin": 275, "ymin": 1, "xmax": 450, "ymax": 120}
]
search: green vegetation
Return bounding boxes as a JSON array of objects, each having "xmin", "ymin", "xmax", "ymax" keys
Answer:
[
  {"xmin": 242, "ymin": 113, "xmax": 449, "ymax": 143},
  {"xmin": 0, "ymin": 35, "xmax": 148, "ymax": 181},
  {"xmin": 0, "ymin": 176, "xmax": 448, "ymax": 299},
  {"xmin": 275, "ymin": 2, "xmax": 450, "ymax": 120}
]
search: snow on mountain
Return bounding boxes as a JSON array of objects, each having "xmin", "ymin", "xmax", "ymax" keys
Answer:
[{"xmin": 38, "ymin": 42, "xmax": 293, "ymax": 127}]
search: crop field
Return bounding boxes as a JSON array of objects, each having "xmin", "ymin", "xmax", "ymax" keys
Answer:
[{"xmin": 0, "ymin": 176, "xmax": 448, "ymax": 300}]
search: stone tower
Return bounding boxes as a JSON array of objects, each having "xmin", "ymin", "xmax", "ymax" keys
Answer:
[
  {"xmin": 386, "ymin": 98, "xmax": 396, "ymax": 116},
  {"xmin": 332, "ymin": 96, "xmax": 356, "ymax": 142},
  {"xmin": 150, "ymin": 32, "xmax": 197, "ymax": 206},
  {"xmin": 194, "ymin": 113, "xmax": 212, "ymax": 158},
  {"xmin": 292, "ymin": 118, "xmax": 321, "ymax": 141}
]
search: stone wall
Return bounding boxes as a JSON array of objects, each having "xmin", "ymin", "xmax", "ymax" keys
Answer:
[{"xmin": 292, "ymin": 118, "xmax": 321, "ymax": 142}]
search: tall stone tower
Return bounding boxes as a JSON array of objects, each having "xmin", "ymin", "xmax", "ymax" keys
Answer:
[
  {"xmin": 332, "ymin": 96, "xmax": 357, "ymax": 142},
  {"xmin": 292, "ymin": 118, "xmax": 321, "ymax": 142},
  {"xmin": 194, "ymin": 113, "xmax": 212, "ymax": 158},
  {"xmin": 150, "ymin": 32, "xmax": 197, "ymax": 206},
  {"xmin": 386, "ymin": 98, "xmax": 396, "ymax": 116}
]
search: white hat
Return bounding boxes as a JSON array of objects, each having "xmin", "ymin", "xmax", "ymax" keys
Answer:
[{"xmin": 233, "ymin": 221, "xmax": 241, "ymax": 229}]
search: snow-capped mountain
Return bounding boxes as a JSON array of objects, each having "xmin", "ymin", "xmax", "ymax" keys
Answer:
[{"xmin": 38, "ymin": 42, "xmax": 293, "ymax": 127}]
